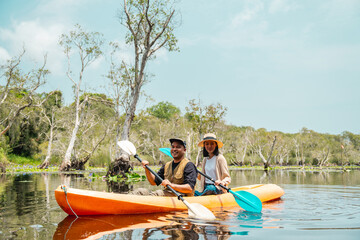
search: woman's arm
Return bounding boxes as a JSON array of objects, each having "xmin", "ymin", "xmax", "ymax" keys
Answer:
[{"xmin": 217, "ymin": 155, "xmax": 231, "ymax": 185}]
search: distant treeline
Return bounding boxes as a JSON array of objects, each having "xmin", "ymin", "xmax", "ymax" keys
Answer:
[{"xmin": 0, "ymin": 86, "xmax": 359, "ymax": 170}]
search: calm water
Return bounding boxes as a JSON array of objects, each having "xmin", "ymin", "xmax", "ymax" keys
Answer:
[{"xmin": 0, "ymin": 169, "xmax": 360, "ymax": 239}]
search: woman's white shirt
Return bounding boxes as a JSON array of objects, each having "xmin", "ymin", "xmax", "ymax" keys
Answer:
[{"xmin": 204, "ymin": 155, "xmax": 217, "ymax": 184}]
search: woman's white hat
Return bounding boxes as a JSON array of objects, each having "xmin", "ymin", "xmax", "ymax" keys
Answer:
[{"xmin": 198, "ymin": 133, "xmax": 223, "ymax": 148}]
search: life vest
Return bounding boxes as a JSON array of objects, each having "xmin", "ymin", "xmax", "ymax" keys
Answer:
[{"xmin": 164, "ymin": 158, "xmax": 195, "ymax": 196}]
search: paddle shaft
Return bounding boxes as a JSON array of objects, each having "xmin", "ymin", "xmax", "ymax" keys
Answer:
[
  {"xmin": 198, "ymin": 170, "xmax": 262, "ymax": 211},
  {"xmin": 197, "ymin": 170, "xmax": 230, "ymax": 192},
  {"xmin": 134, "ymin": 154, "xmax": 185, "ymax": 201}
]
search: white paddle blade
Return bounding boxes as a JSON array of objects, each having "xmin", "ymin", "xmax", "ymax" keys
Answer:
[
  {"xmin": 184, "ymin": 201, "xmax": 216, "ymax": 220},
  {"xmin": 117, "ymin": 140, "xmax": 137, "ymax": 156}
]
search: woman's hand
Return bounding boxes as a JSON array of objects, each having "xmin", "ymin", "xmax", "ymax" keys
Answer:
[{"xmin": 214, "ymin": 180, "xmax": 225, "ymax": 186}]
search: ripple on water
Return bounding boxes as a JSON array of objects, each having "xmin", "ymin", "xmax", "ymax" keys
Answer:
[{"xmin": 268, "ymin": 184, "xmax": 360, "ymax": 231}]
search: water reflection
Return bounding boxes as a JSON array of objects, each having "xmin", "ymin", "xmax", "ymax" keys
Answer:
[
  {"xmin": 229, "ymin": 168, "xmax": 360, "ymax": 186},
  {"xmin": 53, "ymin": 210, "xmax": 245, "ymax": 240},
  {"xmin": 60, "ymin": 173, "xmax": 85, "ymax": 187},
  {"xmin": 0, "ymin": 170, "xmax": 360, "ymax": 239},
  {"xmin": 53, "ymin": 213, "xmax": 178, "ymax": 239},
  {"xmin": 49, "ymin": 202, "xmax": 268, "ymax": 239},
  {"xmin": 106, "ymin": 180, "xmax": 133, "ymax": 193},
  {"xmin": 236, "ymin": 211, "xmax": 263, "ymax": 228}
]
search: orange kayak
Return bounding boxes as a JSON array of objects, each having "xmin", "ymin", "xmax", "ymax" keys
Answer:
[{"xmin": 55, "ymin": 184, "xmax": 284, "ymax": 216}]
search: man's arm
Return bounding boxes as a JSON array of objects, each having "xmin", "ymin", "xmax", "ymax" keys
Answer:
[
  {"xmin": 141, "ymin": 160, "xmax": 164, "ymax": 186},
  {"xmin": 161, "ymin": 180, "xmax": 193, "ymax": 193}
]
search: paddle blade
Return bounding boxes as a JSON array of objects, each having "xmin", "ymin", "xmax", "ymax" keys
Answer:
[
  {"xmin": 117, "ymin": 140, "xmax": 137, "ymax": 156},
  {"xmin": 159, "ymin": 148, "xmax": 172, "ymax": 158},
  {"xmin": 230, "ymin": 190, "xmax": 262, "ymax": 213},
  {"xmin": 183, "ymin": 201, "xmax": 216, "ymax": 220}
]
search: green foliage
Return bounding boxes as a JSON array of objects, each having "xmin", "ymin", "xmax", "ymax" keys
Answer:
[
  {"xmin": 7, "ymin": 154, "xmax": 41, "ymax": 165},
  {"xmin": 6, "ymin": 164, "xmax": 58, "ymax": 173},
  {"xmin": 342, "ymin": 131, "xmax": 360, "ymax": 150},
  {"xmin": 147, "ymin": 101, "xmax": 180, "ymax": 120},
  {"xmin": 79, "ymin": 92, "xmax": 115, "ymax": 119},
  {"xmin": 121, "ymin": 0, "xmax": 179, "ymax": 53},
  {"xmin": 6, "ymin": 106, "xmax": 46, "ymax": 156},
  {"xmin": 0, "ymin": 148, "xmax": 9, "ymax": 165},
  {"xmin": 59, "ymin": 24, "xmax": 103, "ymax": 59},
  {"xmin": 185, "ymin": 98, "xmax": 227, "ymax": 137},
  {"xmin": 42, "ymin": 91, "xmax": 63, "ymax": 111},
  {"xmin": 106, "ymin": 172, "xmax": 146, "ymax": 183}
]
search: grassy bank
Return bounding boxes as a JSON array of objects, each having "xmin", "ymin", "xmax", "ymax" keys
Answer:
[
  {"xmin": 7, "ymin": 154, "xmax": 42, "ymax": 165},
  {"xmin": 3, "ymin": 154, "xmax": 360, "ymax": 174}
]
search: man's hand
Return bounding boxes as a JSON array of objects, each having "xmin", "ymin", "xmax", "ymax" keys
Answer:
[
  {"xmin": 161, "ymin": 179, "xmax": 172, "ymax": 188},
  {"xmin": 141, "ymin": 160, "xmax": 149, "ymax": 169}
]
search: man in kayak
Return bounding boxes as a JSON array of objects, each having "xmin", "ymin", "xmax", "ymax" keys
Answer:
[{"xmin": 134, "ymin": 138, "xmax": 198, "ymax": 196}]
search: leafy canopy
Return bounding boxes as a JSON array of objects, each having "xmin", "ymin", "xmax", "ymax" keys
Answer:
[{"xmin": 147, "ymin": 101, "xmax": 180, "ymax": 120}]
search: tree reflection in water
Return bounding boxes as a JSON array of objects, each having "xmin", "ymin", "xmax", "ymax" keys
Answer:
[{"xmin": 106, "ymin": 180, "xmax": 133, "ymax": 193}]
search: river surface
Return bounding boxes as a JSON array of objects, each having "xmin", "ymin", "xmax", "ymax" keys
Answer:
[{"xmin": 0, "ymin": 169, "xmax": 360, "ymax": 239}]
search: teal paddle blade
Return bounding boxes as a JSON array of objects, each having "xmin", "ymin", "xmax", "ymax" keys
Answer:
[
  {"xmin": 159, "ymin": 148, "xmax": 172, "ymax": 158},
  {"xmin": 229, "ymin": 190, "xmax": 262, "ymax": 213}
]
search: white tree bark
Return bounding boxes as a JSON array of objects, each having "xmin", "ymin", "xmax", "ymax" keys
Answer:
[
  {"xmin": 59, "ymin": 25, "xmax": 103, "ymax": 170},
  {"xmin": 119, "ymin": 0, "xmax": 176, "ymax": 141}
]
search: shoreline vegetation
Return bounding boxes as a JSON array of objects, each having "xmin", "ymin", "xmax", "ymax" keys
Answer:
[
  {"xmin": 1, "ymin": 123, "xmax": 360, "ymax": 174},
  {"xmin": 4, "ymin": 154, "xmax": 360, "ymax": 183},
  {"xmin": 4, "ymin": 158, "xmax": 360, "ymax": 175}
]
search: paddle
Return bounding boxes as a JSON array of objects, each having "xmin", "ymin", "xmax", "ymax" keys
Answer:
[
  {"xmin": 159, "ymin": 147, "xmax": 263, "ymax": 213},
  {"xmin": 118, "ymin": 140, "xmax": 216, "ymax": 220},
  {"xmin": 197, "ymin": 171, "xmax": 262, "ymax": 213}
]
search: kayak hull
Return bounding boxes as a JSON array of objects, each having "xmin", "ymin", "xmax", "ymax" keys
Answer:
[{"xmin": 55, "ymin": 184, "xmax": 284, "ymax": 216}]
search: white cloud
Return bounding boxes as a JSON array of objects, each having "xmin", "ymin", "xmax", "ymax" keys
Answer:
[
  {"xmin": 231, "ymin": 0, "xmax": 264, "ymax": 27},
  {"xmin": 321, "ymin": 0, "xmax": 360, "ymax": 18},
  {"xmin": 273, "ymin": 44, "xmax": 360, "ymax": 73},
  {"xmin": 105, "ymin": 40, "xmax": 133, "ymax": 65},
  {"xmin": 269, "ymin": 0, "xmax": 298, "ymax": 14},
  {"xmin": 0, "ymin": 20, "xmax": 66, "ymax": 75},
  {"xmin": 0, "ymin": 47, "xmax": 11, "ymax": 63},
  {"xmin": 152, "ymin": 48, "xmax": 169, "ymax": 64},
  {"xmin": 36, "ymin": 0, "xmax": 95, "ymax": 16},
  {"xmin": 178, "ymin": 36, "xmax": 205, "ymax": 48},
  {"xmin": 88, "ymin": 55, "xmax": 105, "ymax": 70}
]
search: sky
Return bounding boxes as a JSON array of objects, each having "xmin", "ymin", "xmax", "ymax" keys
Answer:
[{"xmin": 0, "ymin": 0, "xmax": 359, "ymax": 135}]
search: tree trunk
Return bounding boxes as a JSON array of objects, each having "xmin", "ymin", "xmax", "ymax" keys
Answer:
[
  {"xmin": 240, "ymin": 144, "xmax": 247, "ymax": 165},
  {"xmin": 60, "ymin": 96, "xmax": 87, "ymax": 171},
  {"xmin": 60, "ymin": 119, "xmax": 80, "ymax": 170},
  {"xmin": 195, "ymin": 148, "xmax": 202, "ymax": 167},
  {"xmin": 39, "ymin": 118, "xmax": 54, "ymax": 169},
  {"xmin": 318, "ymin": 147, "xmax": 330, "ymax": 168},
  {"xmin": 108, "ymin": 0, "xmax": 178, "ymax": 176},
  {"xmin": 0, "ymin": 162, "xmax": 6, "ymax": 173},
  {"xmin": 106, "ymin": 155, "xmax": 133, "ymax": 177},
  {"xmin": 264, "ymin": 136, "xmax": 277, "ymax": 170},
  {"xmin": 121, "ymin": 82, "xmax": 141, "ymax": 141},
  {"xmin": 186, "ymin": 133, "xmax": 192, "ymax": 160}
]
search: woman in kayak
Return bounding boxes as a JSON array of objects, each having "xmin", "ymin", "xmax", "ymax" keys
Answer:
[{"xmin": 195, "ymin": 133, "xmax": 231, "ymax": 196}]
